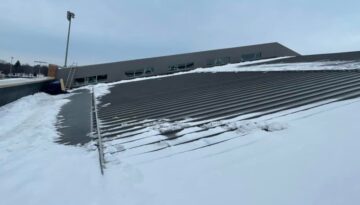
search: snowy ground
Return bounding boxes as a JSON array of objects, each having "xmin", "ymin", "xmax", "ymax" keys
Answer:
[
  {"xmin": 0, "ymin": 77, "xmax": 52, "ymax": 88},
  {"xmin": 1, "ymin": 88, "xmax": 360, "ymax": 204},
  {"xmin": 1, "ymin": 58, "xmax": 360, "ymax": 204}
]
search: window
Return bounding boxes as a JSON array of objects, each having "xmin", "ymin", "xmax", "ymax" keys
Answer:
[
  {"xmin": 241, "ymin": 52, "xmax": 262, "ymax": 61},
  {"xmin": 168, "ymin": 65, "xmax": 177, "ymax": 72},
  {"xmin": 144, "ymin": 67, "xmax": 154, "ymax": 75},
  {"xmin": 206, "ymin": 59, "xmax": 214, "ymax": 67},
  {"xmin": 167, "ymin": 62, "xmax": 195, "ymax": 71},
  {"xmin": 97, "ymin": 74, "xmax": 107, "ymax": 82},
  {"xmin": 135, "ymin": 69, "xmax": 144, "ymax": 76},
  {"xmin": 214, "ymin": 58, "xmax": 224, "ymax": 66},
  {"xmin": 168, "ymin": 62, "xmax": 195, "ymax": 71},
  {"xmin": 214, "ymin": 57, "xmax": 230, "ymax": 66},
  {"xmin": 87, "ymin": 76, "xmax": 97, "ymax": 84},
  {"xmin": 74, "ymin": 78, "xmax": 85, "ymax": 85},
  {"xmin": 125, "ymin": 71, "xmax": 134, "ymax": 78},
  {"xmin": 186, "ymin": 62, "xmax": 194, "ymax": 68},
  {"xmin": 178, "ymin": 64, "xmax": 186, "ymax": 69},
  {"xmin": 126, "ymin": 67, "xmax": 155, "ymax": 78},
  {"xmin": 255, "ymin": 52, "xmax": 262, "ymax": 59},
  {"xmin": 223, "ymin": 57, "xmax": 231, "ymax": 64}
]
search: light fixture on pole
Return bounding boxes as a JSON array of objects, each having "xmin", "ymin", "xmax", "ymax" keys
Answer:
[{"xmin": 64, "ymin": 11, "xmax": 75, "ymax": 68}]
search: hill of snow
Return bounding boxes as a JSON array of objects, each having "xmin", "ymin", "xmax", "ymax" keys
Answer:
[{"xmin": 1, "ymin": 89, "xmax": 360, "ymax": 204}]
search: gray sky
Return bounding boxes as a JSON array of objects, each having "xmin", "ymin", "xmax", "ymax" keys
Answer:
[{"xmin": 1, "ymin": 0, "xmax": 360, "ymax": 66}]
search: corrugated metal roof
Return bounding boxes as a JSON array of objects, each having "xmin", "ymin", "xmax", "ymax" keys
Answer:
[{"xmin": 93, "ymin": 70, "xmax": 360, "ymax": 161}]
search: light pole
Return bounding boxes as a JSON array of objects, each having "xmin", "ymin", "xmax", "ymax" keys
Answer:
[
  {"xmin": 9, "ymin": 56, "xmax": 14, "ymax": 76},
  {"xmin": 64, "ymin": 11, "xmax": 75, "ymax": 68}
]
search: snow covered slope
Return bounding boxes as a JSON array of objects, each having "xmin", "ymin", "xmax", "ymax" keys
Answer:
[
  {"xmin": 2, "ymin": 60, "xmax": 360, "ymax": 204},
  {"xmin": 132, "ymin": 98, "xmax": 360, "ymax": 205},
  {"xmin": 1, "ymin": 91, "xmax": 360, "ymax": 204},
  {"xmin": 193, "ymin": 60, "xmax": 360, "ymax": 73}
]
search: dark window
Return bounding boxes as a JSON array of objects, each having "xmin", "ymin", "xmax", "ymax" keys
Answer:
[
  {"xmin": 97, "ymin": 74, "xmax": 107, "ymax": 82},
  {"xmin": 178, "ymin": 64, "xmax": 186, "ymax": 69},
  {"xmin": 255, "ymin": 52, "xmax": 262, "ymax": 58},
  {"xmin": 125, "ymin": 71, "xmax": 134, "ymax": 78},
  {"xmin": 214, "ymin": 58, "xmax": 224, "ymax": 66},
  {"xmin": 168, "ymin": 62, "xmax": 194, "ymax": 71},
  {"xmin": 206, "ymin": 59, "xmax": 214, "ymax": 67},
  {"xmin": 241, "ymin": 52, "xmax": 262, "ymax": 61},
  {"xmin": 242, "ymin": 53, "xmax": 254, "ymax": 61},
  {"xmin": 223, "ymin": 57, "xmax": 231, "ymax": 64},
  {"xmin": 87, "ymin": 76, "xmax": 97, "ymax": 84},
  {"xmin": 186, "ymin": 62, "xmax": 194, "ymax": 68},
  {"xmin": 74, "ymin": 78, "xmax": 85, "ymax": 85},
  {"xmin": 213, "ymin": 57, "xmax": 229, "ymax": 66},
  {"xmin": 135, "ymin": 69, "xmax": 143, "ymax": 76},
  {"xmin": 168, "ymin": 65, "xmax": 177, "ymax": 71},
  {"xmin": 145, "ymin": 67, "xmax": 154, "ymax": 75}
]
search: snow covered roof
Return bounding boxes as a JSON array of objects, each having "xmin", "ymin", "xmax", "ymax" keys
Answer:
[
  {"xmin": 2, "ymin": 60, "xmax": 360, "ymax": 204},
  {"xmin": 91, "ymin": 67, "xmax": 360, "ymax": 165}
]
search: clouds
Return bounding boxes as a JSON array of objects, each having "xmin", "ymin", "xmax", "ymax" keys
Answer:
[{"xmin": 1, "ymin": 0, "xmax": 360, "ymax": 65}]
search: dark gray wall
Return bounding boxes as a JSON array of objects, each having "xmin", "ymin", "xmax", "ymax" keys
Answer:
[
  {"xmin": 0, "ymin": 80, "xmax": 52, "ymax": 106},
  {"xmin": 56, "ymin": 42, "xmax": 300, "ymax": 88}
]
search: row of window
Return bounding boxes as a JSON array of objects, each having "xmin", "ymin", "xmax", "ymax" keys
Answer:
[
  {"xmin": 76, "ymin": 53, "xmax": 263, "ymax": 83},
  {"xmin": 206, "ymin": 57, "xmax": 231, "ymax": 67},
  {"xmin": 125, "ymin": 67, "xmax": 154, "ymax": 78},
  {"xmin": 168, "ymin": 62, "xmax": 195, "ymax": 72},
  {"xmin": 206, "ymin": 52, "xmax": 262, "ymax": 67},
  {"xmin": 241, "ymin": 52, "xmax": 262, "ymax": 61},
  {"xmin": 74, "ymin": 74, "xmax": 108, "ymax": 86}
]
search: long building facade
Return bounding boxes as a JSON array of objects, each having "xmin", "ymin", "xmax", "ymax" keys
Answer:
[{"xmin": 56, "ymin": 42, "xmax": 300, "ymax": 88}]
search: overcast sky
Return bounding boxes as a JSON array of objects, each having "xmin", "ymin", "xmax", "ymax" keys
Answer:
[{"xmin": 1, "ymin": 0, "xmax": 360, "ymax": 66}]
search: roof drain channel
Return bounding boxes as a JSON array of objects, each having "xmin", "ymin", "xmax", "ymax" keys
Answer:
[{"xmin": 91, "ymin": 87, "xmax": 105, "ymax": 175}]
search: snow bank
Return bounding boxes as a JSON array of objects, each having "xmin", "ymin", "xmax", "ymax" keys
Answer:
[
  {"xmin": 70, "ymin": 83, "xmax": 113, "ymax": 104},
  {"xmin": 193, "ymin": 60, "xmax": 360, "ymax": 73},
  {"xmin": 122, "ymin": 98, "xmax": 360, "ymax": 205},
  {"xmin": 223, "ymin": 121, "xmax": 288, "ymax": 133},
  {"xmin": 2, "ymin": 78, "xmax": 360, "ymax": 204},
  {"xmin": 259, "ymin": 121, "xmax": 288, "ymax": 132},
  {"xmin": 93, "ymin": 83, "xmax": 112, "ymax": 99},
  {"xmin": 147, "ymin": 119, "xmax": 190, "ymax": 135},
  {"xmin": 0, "ymin": 93, "xmax": 149, "ymax": 205},
  {"xmin": 70, "ymin": 83, "xmax": 108, "ymax": 94},
  {"xmin": 0, "ymin": 93, "xmax": 69, "ymax": 139}
]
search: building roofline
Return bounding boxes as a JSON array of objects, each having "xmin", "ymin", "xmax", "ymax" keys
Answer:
[{"xmin": 79, "ymin": 42, "xmax": 298, "ymax": 67}]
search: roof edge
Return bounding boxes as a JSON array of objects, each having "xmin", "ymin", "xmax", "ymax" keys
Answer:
[{"xmin": 79, "ymin": 42, "xmax": 296, "ymax": 67}]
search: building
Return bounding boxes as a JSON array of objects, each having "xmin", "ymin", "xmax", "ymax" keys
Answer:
[{"xmin": 55, "ymin": 42, "xmax": 300, "ymax": 88}]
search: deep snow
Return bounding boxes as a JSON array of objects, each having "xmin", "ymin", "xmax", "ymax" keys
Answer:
[
  {"xmin": 2, "ymin": 59, "xmax": 360, "ymax": 204},
  {"xmin": 193, "ymin": 60, "xmax": 360, "ymax": 72},
  {"xmin": 1, "ymin": 89, "xmax": 360, "ymax": 204}
]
